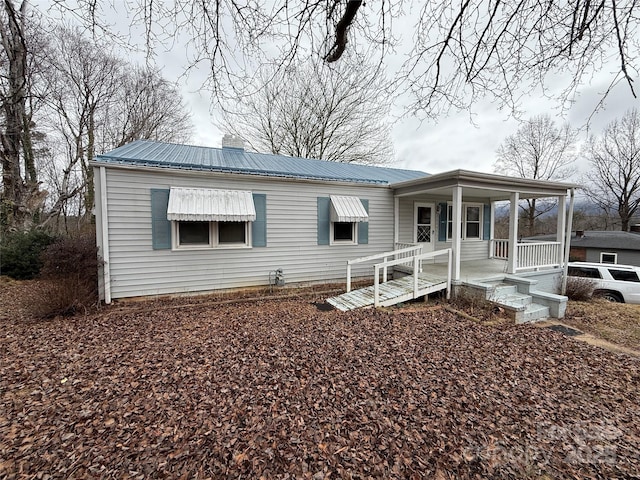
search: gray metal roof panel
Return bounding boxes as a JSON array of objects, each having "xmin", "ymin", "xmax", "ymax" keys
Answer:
[{"xmin": 96, "ymin": 140, "xmax": 429, "ymax": 185}]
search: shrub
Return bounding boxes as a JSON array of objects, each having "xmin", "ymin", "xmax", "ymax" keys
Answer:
[
  {"xmin": 0, "ymin": 229, "xmax": 57, "ymax": 279},
  {"xmin": 564, "ymin": 276, "xmax": 595, "ymax": 301},
  {"xmin": 31, "ymin": 231, "xmax": 100, "ymax": 318}
]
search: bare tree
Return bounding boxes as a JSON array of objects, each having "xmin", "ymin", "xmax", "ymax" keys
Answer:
[
  {"xmin": 50, "ymin": 1, "xmax": 638, "ymax": 116},
  {"xmin": 0, "ymin": 0, "xmax": 48, "ymax": 230},
  {"xmin": 100, "ymin": 66, "xmax": 193, "ymax": 149},
  {"xmin": 218, "ymin": 58, "xmax": 393, "ymax": 165},
  {"xmin": 43, "ymin": 27, "xmax": 122, "ymax": 221},
  {"xmin": 584, "ymin": 108, "xmax": 640, "ymax": 232},
  {"xmin": 42, "ymin": 27, "xmax": 193, "ymax": 226},
  {"xmin": 494, "ymin": 115, "xmax": 577, "ymax": 236}
]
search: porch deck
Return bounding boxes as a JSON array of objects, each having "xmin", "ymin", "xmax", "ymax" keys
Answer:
[{"xmin": 424, "ymin": 258, "xmax": 508, "ymax": 282}]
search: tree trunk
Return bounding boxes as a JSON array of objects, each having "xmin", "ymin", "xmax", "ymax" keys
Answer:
[{"xmin": 0, "ymin": 1, "xmax": 29, "ymax": 230}]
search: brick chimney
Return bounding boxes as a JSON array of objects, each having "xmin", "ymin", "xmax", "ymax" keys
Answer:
[{"xmin": 222, "ymin": 134, "xmax": 245, "ymax": 150}]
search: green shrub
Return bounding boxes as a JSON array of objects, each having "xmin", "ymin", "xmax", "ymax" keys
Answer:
[
  {"xmin": 0, "ymin": 229, "xmax": 57, "ymax": 279},
  {"xmin": 32, "ymin": 231, "xmax": 100, "ymax": 318}
]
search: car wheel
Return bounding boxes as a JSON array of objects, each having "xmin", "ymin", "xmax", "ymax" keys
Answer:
[{"xmin": 600, "ymin": 291, "xmax": 624, "ymax": 303}]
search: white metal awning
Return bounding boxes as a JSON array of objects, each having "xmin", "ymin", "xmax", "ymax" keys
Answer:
[
  {"xmin": 330, "ymin": 195, "xmax": 369, "ymax": 222},
  {"xmin": 167, "ymin": 187, "xmax": 256, "ymax": 222}
]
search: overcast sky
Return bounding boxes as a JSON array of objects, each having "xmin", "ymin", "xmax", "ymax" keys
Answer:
[
  {"xmin": 40, "ymin": 1, "xmax": 638, "ymax": 178},
  {"xmin": 185, "ymin": 63, "xmax": 634, "ymax": 177}
]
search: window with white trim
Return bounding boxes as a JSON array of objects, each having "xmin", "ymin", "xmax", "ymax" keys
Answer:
[
  {"xmin": 447, "ymin": 203, "xmax": 484, "ymax": 240},
  {"xmin": 600, "ymin": 252, "xmax": 617, "ymax": 264},
  {"xmin": 331, "ymin": 221, "xmax": 357, "ymax": 245},
  {"xmin": 173, "ymin": 220, "xmax": 250, "ymax": 249}
]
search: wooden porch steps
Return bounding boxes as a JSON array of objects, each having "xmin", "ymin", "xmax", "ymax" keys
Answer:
[{"xmin": 327, "ymin": 273, "xmax": 448, "ymax": 311}]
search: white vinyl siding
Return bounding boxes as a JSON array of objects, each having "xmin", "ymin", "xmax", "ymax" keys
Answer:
[{"xmin": 97, "ymin": 167, "xmax": 395, "ymax": 299}]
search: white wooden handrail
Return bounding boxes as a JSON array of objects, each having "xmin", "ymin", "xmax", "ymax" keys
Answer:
[
  {"xmin": 346, "ymin": 244, "xmax": 422, "ymax": 292},
  {"xmin": 373, "ymin": 248, "xmax": 452, "ymax": 307}
]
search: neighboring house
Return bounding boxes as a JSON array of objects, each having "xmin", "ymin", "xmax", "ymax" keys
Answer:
[
  {"xmin": 528, "ymin": 230, "xmax": 640, "ymax": 266},
  {"xmin": 92, "ymin": 138, "xmax": 577, "ymax": 320}
]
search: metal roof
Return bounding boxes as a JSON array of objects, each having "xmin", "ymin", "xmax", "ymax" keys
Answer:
[
  {"xmin": 330, "ymin": 196, "xmax": 369, "ymax": 222},
  {"xmin": 94, "ymin": 140, "xmax": 429, "ymax": 185},
  {"xmin": 167, "ymin": 187, "xmax": 256, "ymax": 222}
]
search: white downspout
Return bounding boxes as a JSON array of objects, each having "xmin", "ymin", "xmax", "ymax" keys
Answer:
[
  {"xmin": 100, "ymin": 166, "xmax": 111, "ymax": 304},
  {"xmin": 561, "ymin": 188, "xmax": 575, "ymax": 295}
]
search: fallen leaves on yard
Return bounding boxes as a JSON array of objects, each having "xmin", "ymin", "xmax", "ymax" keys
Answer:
[{"xmin": 1, "ymin": 284, "xmax": 639, "ymax": 479}]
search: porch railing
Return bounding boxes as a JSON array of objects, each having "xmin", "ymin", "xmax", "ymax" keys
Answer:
[
  {"xmin": 517, "ymin": 241, "xmax": 562, "ymax": 270},
  {"xmin": 490, "ymin": 239, "xmax": 509, "ymax": 259},
  {"xmin": 490, "ymin": 239, "xmax": 562, "ymax": 270},
  {"xmin": 346, "ymin": 244, "xmax": 423, "ymax": 292}
]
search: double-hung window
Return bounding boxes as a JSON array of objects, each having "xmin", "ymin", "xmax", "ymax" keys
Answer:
[{"xmin": 447, "ymin": 203, "xmax": 483, "ymax": 240}]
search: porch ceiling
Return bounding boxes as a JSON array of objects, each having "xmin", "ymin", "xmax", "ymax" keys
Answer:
[{"xmin": 391, "ymin": 169, "xmax": 577, "ymax": 200}]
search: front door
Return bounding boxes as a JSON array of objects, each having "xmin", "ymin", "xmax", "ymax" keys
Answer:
[{"xmin": 414, "ymin": 203, "xmax": 435, "ymax": 253}]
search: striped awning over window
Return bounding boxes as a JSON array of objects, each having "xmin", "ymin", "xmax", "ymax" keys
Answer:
[
  {"xmin": 329, "ymin": 195, "xmax": 369, "ymax": 222},
  {"xmin": 167, "ymin": 187, "xmax": 256, "ymax": 222}
]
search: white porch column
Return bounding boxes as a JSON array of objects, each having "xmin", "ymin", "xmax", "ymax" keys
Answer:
[
  {"xmin": 556, "ymin": 195, "xmax": 566, "ymax": 265},
  {"xmin": 561, "ymin": 189, "xmax": 575, "ymax": 295},
  {"xmin": 452, "ymin": 186, "xmax": 462, "ymax": 281},
  {"xmin": 394, "ymin": 196, "xmax": 399, "ymax": 246},
  {"xmin": 507, "ymin": 192, "xmax": 519, "ymax": 274},
  {"xmin": 489, "ymin": 201, "xmax": 496, "ymax": 258}
]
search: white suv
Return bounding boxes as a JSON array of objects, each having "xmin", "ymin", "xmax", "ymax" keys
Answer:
[{"xmin": 567, "ymin": 262, "xmax": 640, "ymax": 304}]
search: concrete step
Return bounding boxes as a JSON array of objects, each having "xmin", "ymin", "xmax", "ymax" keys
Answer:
[
  {"xmin": 491, "ymin": 292, "xmax": 532, "ymax": 308},
  {"xmin": 516, "ymin": 303, "xmax": 550, "ymax": 324},
  {"xmin": 492, "ymin": 284, "xmax": 518, "ymax": 297}
]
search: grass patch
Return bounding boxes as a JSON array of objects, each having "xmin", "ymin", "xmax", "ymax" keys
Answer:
[{"xmin": 564, "ymin": 299, "xmax": 640, "ymax": 350}]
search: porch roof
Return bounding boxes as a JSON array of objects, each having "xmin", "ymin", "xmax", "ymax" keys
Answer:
[{"xmin": 391, "ymin": 169, "xmax": 578, "ymax": 199}]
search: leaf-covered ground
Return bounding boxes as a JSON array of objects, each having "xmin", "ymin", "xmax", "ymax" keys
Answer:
[{"xmin": 1, "ymin": 281, "xmax": 639, "ymax": 479}]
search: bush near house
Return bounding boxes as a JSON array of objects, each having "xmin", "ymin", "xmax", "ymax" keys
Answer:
[
  {"xmin": 31, "ymin": 231, "xmax": 100, "ymax": 318},
  {"xmin": 565, "ymin": 276, "xmax": 596, "ymax": 301},
  {"xmin": 0, "ymin": 229, "xmax": 57, "ymax": 279}
]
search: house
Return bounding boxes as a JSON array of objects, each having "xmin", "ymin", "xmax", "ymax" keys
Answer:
[
  {"xmin": 528, "ymin": 230, "xmax": 640, "ymax": 266},
  {"xmin": 92, "ymin": 138, "xmax": 577, "ymax": 319}
]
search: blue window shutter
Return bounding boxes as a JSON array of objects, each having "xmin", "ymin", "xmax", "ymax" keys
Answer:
[
  {"xmin": 151, "ymin": 189, "xmax": 171, "ymax": 250},
  {"xmin": 483, "ymin": 204, "xmax": 491, "ymax": 240},
  {"xmin": 358, "ymin": 199, "xmax": 369, "ymax": 244},
  {"xmin": 438, "ymin": 202, "xmax": 448, "ymax": 242},
  {"xmin": 317, "ymin": 197, "xmax": 330, "ymax": 245},
  {"xmin": 252, "ymin": 193, "xmax": 267, "ymax": 247}
]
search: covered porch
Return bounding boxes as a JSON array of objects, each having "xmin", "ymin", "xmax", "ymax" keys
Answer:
[{"xmin": 391, "ymin": 170, "xmax": 577, "ymax": 284}]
